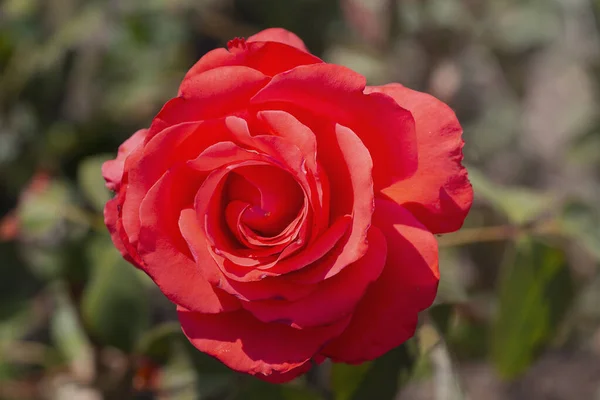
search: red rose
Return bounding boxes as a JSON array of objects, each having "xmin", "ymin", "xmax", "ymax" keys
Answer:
[{"xmin": 103, "ymin": 28, "xmax": 473, "ymax": 383}]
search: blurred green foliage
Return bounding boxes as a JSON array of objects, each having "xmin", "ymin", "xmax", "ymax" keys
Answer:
[
  {"xmin": 1, "ymin": 0, "xmax": 600, "ymax": 399},
  {"xmin": 492, "ymin": 241, "xmax": 573, "ymax": 379}
]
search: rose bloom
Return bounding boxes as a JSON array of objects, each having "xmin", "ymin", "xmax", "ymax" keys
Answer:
[{"xmin": 103, "ymin": 28, "xmax": 473, "ymax": 383}]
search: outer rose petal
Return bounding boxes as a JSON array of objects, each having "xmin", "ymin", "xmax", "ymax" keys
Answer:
[
  {"xmin": 137, "ymin": 165, "xmax": 240, "ymax": 314},
  {"xmin": 179, "ymin": 66, "xmax": 271, "ymax": 102},
  {"xmin": 122, "ymin": 120, "xmax": 232, "ymax": 247},
  {"xmin": 177, "ymin": 35, "xmax": 319, "ymax": 95},
  {"xmin": 255, "ymin": 361, "xmax": 315, "ymax": 384},
  {"xmin": 178, "ymin": 307, "xmax": 350, "ymax": 379},
  {"xmin": 150, "ymin": 67, "xmax": 270, "ymax": 140},
  {"xmin": 102, "ymin": 129, "xmax": 148, "ymax": 191},
  {"xmin": 321, "ymin": 199, "xmax": 439, "ymax": 363},
  {"xmin": 366, "ymin": 84, "xmax": 473, "ymax": 234},
  {"xmin": 104, "ymin": 197, "xmax": 129, "ymax": 260},
  {"xmin": 247, "ymin": 28, "xmax": 309, "ymax": 52}
]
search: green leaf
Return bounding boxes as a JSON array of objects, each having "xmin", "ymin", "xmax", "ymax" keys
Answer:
[
  {"xmin": 332, "ymin": 342, "xmax": 417, "ymax": 400},
  {"xmin": 331, "ymin": 362, "xmax": 371, "ymax": 400},
  {"xmin": 81, "ymin": 234, "xmax": 150, "ymax": 352},
  {"xmin": 491, "ymin": 240, "xmax": 574, "ymax": 379},
  {"xmin": 468, "ymin": 167, "xmax": 555, "ymax": 225},
  {"xmin": 49, "ymin": 281, "xmax": 94, "ymax": 381},
  {"xmin": 77, "ymin": 154, "xmax": 113, "ymax": 212}
]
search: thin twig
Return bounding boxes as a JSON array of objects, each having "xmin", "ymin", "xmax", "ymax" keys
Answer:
[{"xmin": 438, "ymin": 221, "xmax": 561, "ymax": 247}]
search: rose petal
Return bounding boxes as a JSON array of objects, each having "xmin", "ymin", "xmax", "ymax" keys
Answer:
[
  {"xmin": 104, "ymin": 197, "xmax": 132, "ymax": 264},
  {"xmin": 243, "ymin": 170, "xmax": 303, "ymax": 236},
  {"xmin": 366, "ymin": 84, "xmax": 473, "ymax": 234},
  {"xmin": 148, "ymin": 67, "xmax": 270, "ymax": 141},
  {"xmin": 242, "ymin": 226, "xmax": 386, "ymax": 329},
  {"xmin": 283, "ymin": 123, "xmax": 374, "ymax": 283},
  {"xmin": 230, "ymin": 41, "xmax": 322, "ymax": 78},
  {"xmin": 188, "ymin": 141, "xmax": 306, "ymax": 265},
  {"xmin": 225, "ymin": 200, "xmax": 300, "ymax": 255},
  {"xmin": 178, "ymin": 38, "xmax": 319, "ymax": 94},
  {"xmin": 321, "ymin": 199, "xmax": 439, "ymax": 363},
  {"xmin": 251, "ymin": 63, "xmax": 418, "ymax": 189},
  {"xmin": 102, "ymin": 129, "xmax": 148, "ymax": 191},
  {"xmin": 192, "ymin": 161, "xmax": 269, "ymax": 269},
  {"xmin": 257, "ymin": 110, "xmax": 317, "ymax": 172},
  {"xmin": 178, "ymin": 306, "xmax": 350, "ymax": 377},
  {"xmin": 137, "ymin": 165, "xmax": 240, "ymax": 313},
  {"xmin": 180, "ymin": 194, "xmax": 317, "ymax": 302},
  {"xmin": 218, "ymin": 121, "xmax": 374, "ymax": 284},
  {"xmin": 122, "ymin": 120, "xmax": 232, "ymax": 247},
  {"xmin": 192, "ymin": 143, "xmax": 306, "ymax": 254},
  {"xmin": 220, "ymin": 215, "xmax": 351, "ymax": 282},
  {"xmin": 255, "ymin": 361, "xmax": 315, "ymax": 384},
  {"xmin": 257, "ymin": 110, "xmax": 330, "ymax": 233},
  {"xmin": 236, "ymin": 202, "xmax": 306, "ymax": 249},
  {"xmin": 223, "ymin": 117, "xmax": 316, "ymax": 199},
  {"xmin": 247, "ymin": 28, "xmax": 310, "ymax": 52},
  {"xmin": 186, "ymin": 118, "xmax": 339, "ymax": 282},
  {"xmin": 111, "ymin": 149, "xmax": 146, "ymax": 267},
  {"xmin": 178, "ymin": 65, "xmax": 271, "ymax": 101}
]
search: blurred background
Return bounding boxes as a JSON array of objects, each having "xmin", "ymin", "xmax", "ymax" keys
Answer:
[{"xmin": 1, "ymin": 0, "xmax": 600, "ymax": 399}]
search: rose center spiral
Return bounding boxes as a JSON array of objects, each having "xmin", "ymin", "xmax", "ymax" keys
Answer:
[{"xmin": 224, "ymin": 165, "xmax": 305, "ymax": 238}]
